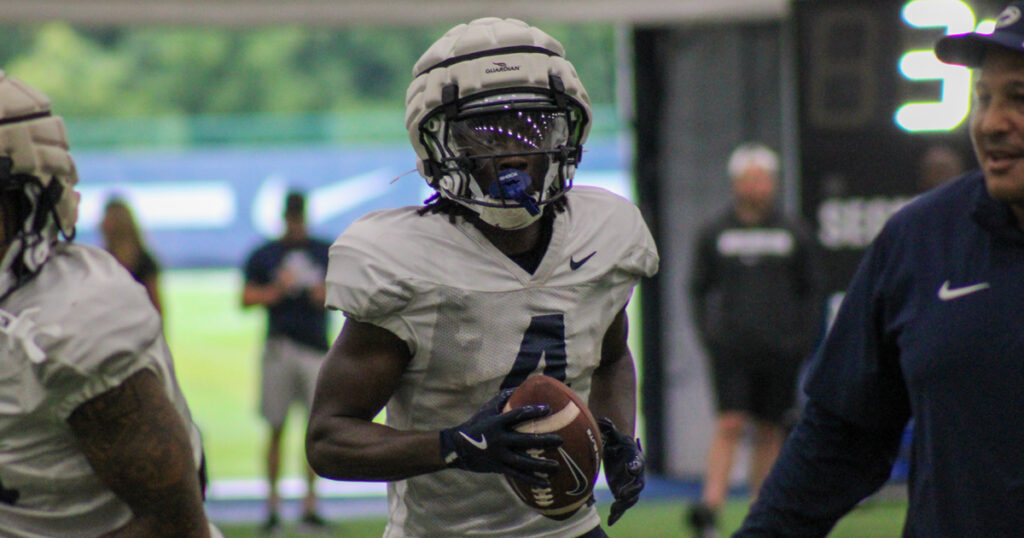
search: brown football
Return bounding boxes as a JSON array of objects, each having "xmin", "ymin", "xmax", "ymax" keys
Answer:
[{"xmin": 502, "ymin": 375, "xmax": 603, "ymax": 520}]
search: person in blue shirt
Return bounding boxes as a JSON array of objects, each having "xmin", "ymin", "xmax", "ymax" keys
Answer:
[
  {"xmin": 242, "ymin": 191, "xmax": 331, "ymax": 532},
  {"xmin": 736, "ymin": 3, "xmax": 1024, "ymax": 536}
]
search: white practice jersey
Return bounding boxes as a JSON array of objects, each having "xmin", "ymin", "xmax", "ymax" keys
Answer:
[
  {"xmin": 326, "ymin": 186, "xmax": 659, "ymax": 537},
  {"xmin": 0, "ymin": 244, "xmax": 206, "ymax": 537}
]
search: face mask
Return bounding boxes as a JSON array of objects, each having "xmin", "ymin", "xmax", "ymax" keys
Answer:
[
  {"xmin": 474, "ymin": 169, "xmax": 543, "ymax": 230},
  {"xmin": 476, "ymin": 203, "xmax": 544, "ymax": 230}
]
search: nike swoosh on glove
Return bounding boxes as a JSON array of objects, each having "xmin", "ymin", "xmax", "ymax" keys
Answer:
[
  {"xmin": 439, "ymin": 388, "xmax": 563, "ymax": 487},
  {"xmin": 598, "ymin": 417, "xmax": 645, "ymax": 526}
]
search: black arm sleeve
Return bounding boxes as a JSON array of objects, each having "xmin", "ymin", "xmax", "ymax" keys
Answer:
[{"xmin": 734, "ymin": 402, "xmax": 905, "ymax": 537}]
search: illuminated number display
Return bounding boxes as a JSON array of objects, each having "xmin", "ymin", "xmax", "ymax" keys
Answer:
[{"xmin": 896, "ymin": 0, "xmax": 994, "ymax": 132}]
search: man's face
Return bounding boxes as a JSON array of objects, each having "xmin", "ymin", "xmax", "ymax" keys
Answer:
[
  {"xmin": 970, "ymin": 47, "xmax": 1024, "ymax": 206},
  {"xmin": 732, "ymin": 165, "xmax": 777, "ymax": 211}
]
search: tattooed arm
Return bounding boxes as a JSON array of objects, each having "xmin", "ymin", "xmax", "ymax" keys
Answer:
[{"xmin": 67, "ymin": 369, "xmax": 211, "ymax": 538}]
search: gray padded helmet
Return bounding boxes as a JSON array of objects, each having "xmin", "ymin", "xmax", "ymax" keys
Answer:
[
  {"xmin": 405, "ymin": 18, "xmax": 591, "ymax": 229},
  {"xmin": 0, "ymin": 70, "xmax": 79, "ymax": 299}
]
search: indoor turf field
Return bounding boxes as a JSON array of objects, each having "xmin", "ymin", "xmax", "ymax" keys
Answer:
[{"xmin": 212, "ymin": 498, "xmax": 908, "ymax": 537}]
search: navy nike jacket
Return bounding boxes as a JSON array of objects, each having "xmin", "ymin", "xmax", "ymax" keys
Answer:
[{"xmin": 736, "ymin": 171, "xmax": 1024, "ymax": 537}]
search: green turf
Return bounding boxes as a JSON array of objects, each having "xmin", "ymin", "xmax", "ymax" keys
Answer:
[
  {"xmin": 215, "ymin": 498, "xmax": 908, "ymax": 537},
  {"xmin": 164, "ymin": 268, "xmax": 322, "ymax": 480}
]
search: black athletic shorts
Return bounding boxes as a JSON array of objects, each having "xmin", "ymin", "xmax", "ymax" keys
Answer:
[{"xmin": 708, "ymin": 344, "xmax": 801, "ymax": 423}]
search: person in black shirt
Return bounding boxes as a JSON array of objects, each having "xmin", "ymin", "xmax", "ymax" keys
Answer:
[
  {"xmin": 686, "ymin": 143, "xmax": 825, "ymax": 537},
  {"xmin": 242, "ymin": 191, "xmax": 331, "ymax": 532}
]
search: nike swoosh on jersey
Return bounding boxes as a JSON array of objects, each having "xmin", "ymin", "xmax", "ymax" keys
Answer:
[
  {"xmin": 569, "ymin": 251, "xmax": 597, "ymax": 270},
  {"xmin": 459, "ymin": 431, "xmax": 488, "ymax": 450},
  {"xmin": 937, "ymin": 280, "xmax": 990, "ymax": 301}
]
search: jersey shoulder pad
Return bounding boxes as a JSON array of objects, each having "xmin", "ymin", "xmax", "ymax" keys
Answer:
[
  {"xmin": 2, "ymin": 244, "xmax": 162, "ymax": 417},
  {"xmin": 325, "ymin": 206, "xmax": 445, "ymax": 319},
  {"xmin": 567, "ymin": 187, "xmax": 659, "ymax": 278}
]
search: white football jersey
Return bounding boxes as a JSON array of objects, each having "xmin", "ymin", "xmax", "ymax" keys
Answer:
[
  {"xmin": 326, "ymin": 186, "xmax": 659, "ymax": 537},
  {"xmin": 0, "ymin": 243, "xmax": 206, "ymax": 537}
]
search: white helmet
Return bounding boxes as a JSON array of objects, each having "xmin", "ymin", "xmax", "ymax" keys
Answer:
[
  {"xmin": 0, "ymin": 70, "xmax": 80, "ymax": 300},
  {"xmin": 405, "ymin": 17, "xmax": 591, "ymax": 229}
]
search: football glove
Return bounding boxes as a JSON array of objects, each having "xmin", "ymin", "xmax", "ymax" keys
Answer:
[
  {"xmin": 598, "ymin": 417, "xmax": 645, "ymax": 526},
  {"xmin": 439, "ymin": 388, "xmax": 563, "ymax": 487}
]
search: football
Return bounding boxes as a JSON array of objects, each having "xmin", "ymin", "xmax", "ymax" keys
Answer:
[{"xmin": 502, "ymin": 375, "xmax": 603, "ymax": 520}]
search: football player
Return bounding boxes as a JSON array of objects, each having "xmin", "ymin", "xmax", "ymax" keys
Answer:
[
  {"xmin": 306, "ymin": 17, "xmax": 658, "ymax": 538},
  {"xmin": 0, "ymin": 71, "xmax": 219, "ymax": 537}
]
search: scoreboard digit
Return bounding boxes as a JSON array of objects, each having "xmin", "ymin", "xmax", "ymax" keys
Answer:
[{"xmin": 896, "ymin": 0, "xmax": 984, "ymax": 132}]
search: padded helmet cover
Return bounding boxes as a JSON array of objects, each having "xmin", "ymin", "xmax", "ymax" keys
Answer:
[
  {"xmin": 404, "ymin": 18, "xmax": 591, "ymax": 224},
  {"xmin": 0, "ymin": 70, "xmax": 80, "ymax": 296}
]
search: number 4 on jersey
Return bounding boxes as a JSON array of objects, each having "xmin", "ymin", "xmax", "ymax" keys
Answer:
[{"xmin": 500, "ymin": 313, "xmax": 568, "ymax": 390}]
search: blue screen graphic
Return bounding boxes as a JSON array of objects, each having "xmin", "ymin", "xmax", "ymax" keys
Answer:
[{"xmin": 73, "ymin": 139, "xmax": 629, "ymax": 268}]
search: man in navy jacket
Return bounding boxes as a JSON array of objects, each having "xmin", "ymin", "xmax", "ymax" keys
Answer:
[{"xmin": 736, "ymin": 3, "xmax": 1024, "ymax": 536}]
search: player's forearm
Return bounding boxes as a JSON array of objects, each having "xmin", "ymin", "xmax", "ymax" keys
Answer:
[
  {"xmin": 588, "ymin": 350, "xmax": 637, "ymax": 436},
  {"xmin": 100, "ymin": 473, "xmax": 211, "ymax": 538},
  {"xmin": 306, "ymin": 416, "xmax": 446, "ymax": 481},
  {"xmin": 590, "ymin": 307, "xmax": 638, "ymax": 434},
  {"xmin": 69, "ymin": 370, "xmax": 212, "ymax": 538}
]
